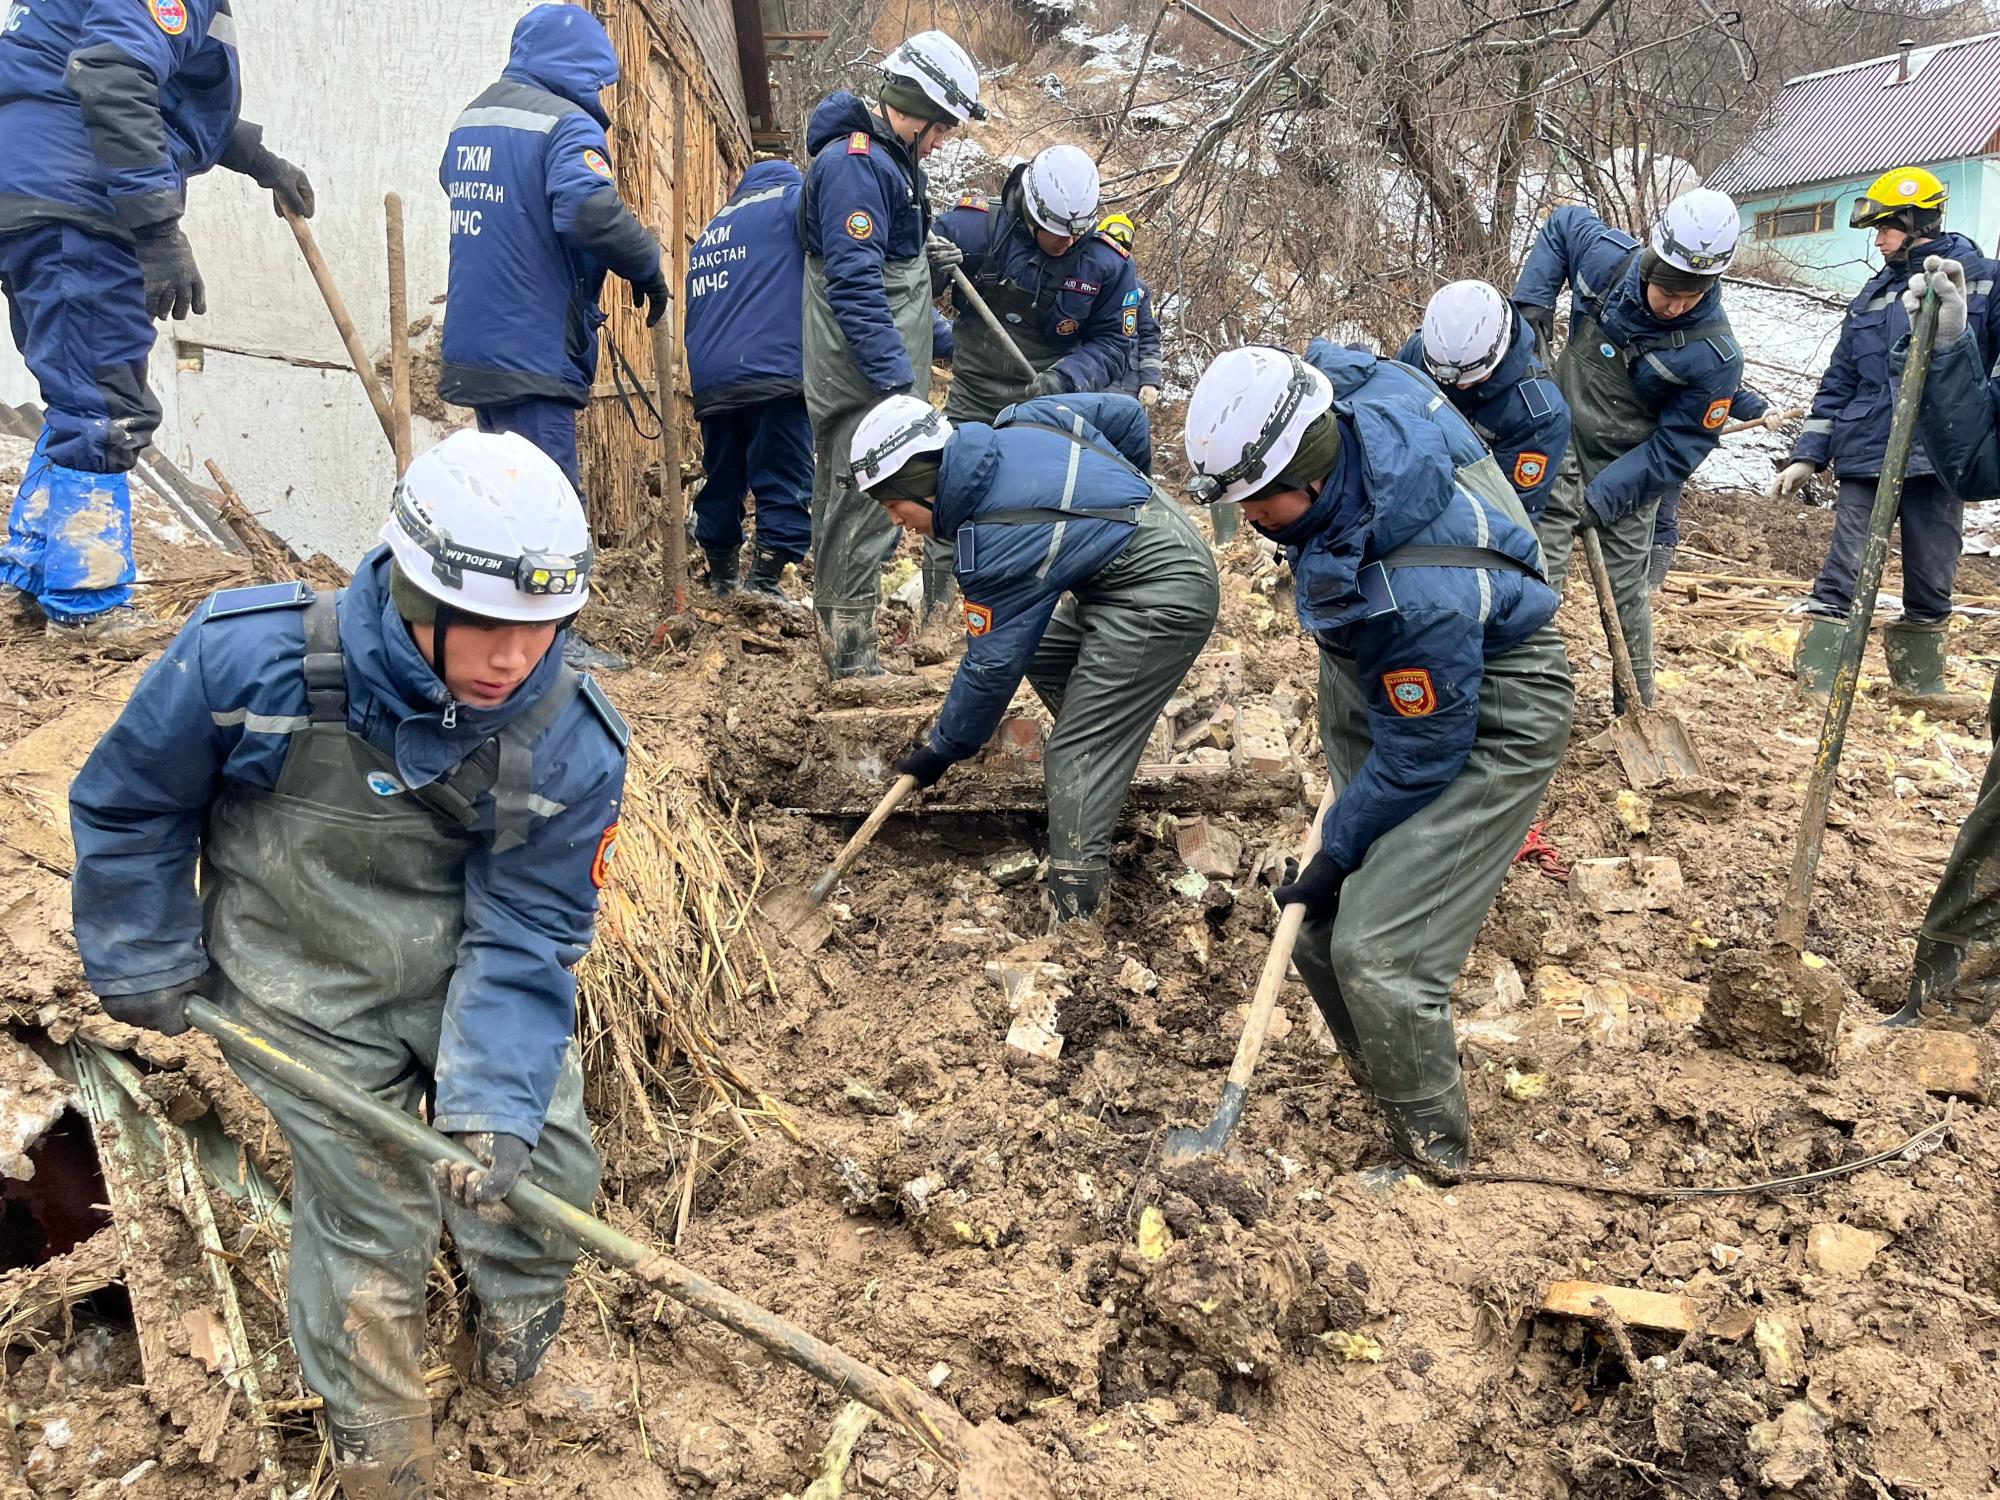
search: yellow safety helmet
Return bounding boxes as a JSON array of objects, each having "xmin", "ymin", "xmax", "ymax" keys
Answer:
[
  {"xmin": 1850, "ymin": 167, "xmax": 1947, "ymax": 229},
  {"xmin": 1098, "ymin": 212, "xmax": 1135, "ymax": 250}
]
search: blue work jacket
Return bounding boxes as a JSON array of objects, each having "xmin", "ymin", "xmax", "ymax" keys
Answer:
[
  {"xmin": 686, "ymin": 160, "xmax": 805, "ymax": 417},
  {"xmin": 1897, "ymin": 325, "xmax": 2000, "ymax": 500},
  {"xmin": 1393, "ymin": 311, "xmax": 1569, "ymax": 520}
]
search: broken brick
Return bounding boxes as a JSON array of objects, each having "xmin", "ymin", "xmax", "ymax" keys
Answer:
[
  {"xmin": 1175, "ymin": 817, "xmax": 1243, "ymax": 878},
  {"xmin": 1230, "ymin": 701, "xmax": 1291, "ymax": 774}
]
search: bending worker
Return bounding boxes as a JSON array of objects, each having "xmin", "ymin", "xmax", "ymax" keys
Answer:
[
  {"xmin": 1881, "ymin": 256, "xmax": 2000, "ymax": 1029},
  {"xmin": 69, "ymin": 431, "xmax": 627, "ymax": 1500},
  {"xmin": 925, "ymin": 147, "xmax": 1138, "ymax": 640},
  {"xmin": 1513, "ymin": 188, "xmax": 1747, "ymax": 707},
  {"xmin": 0, "ymin": 0, "xmax": 311, "ymax": 640},
  {"xmin": 850, "ymin": 391, "xmax": 1218, "ymax": 923},
  {"xmin": 438, "ymin": 4, "xmax": 669, "ymax": 498},
  {"xmin": 1183, "ymin": 342, "xmax": 1571, "ymax": 1171},
  {"xmin": 1772, "ymin": 167, "xmax": 1998, "ymax": 696},
  {"xmin": 1394, "ymin": 279, "xmax": 1570, "ymax": 525},
  {"xmin": 800, "ymin": 31, "xmax": 983, "ymax": 683},
  {"xmin": 685, "ymin": 157, "xmax": 811, "ymax": 604}
]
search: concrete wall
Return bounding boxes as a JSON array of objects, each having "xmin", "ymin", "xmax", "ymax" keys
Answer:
[{"xmin": 1730, "ymin": 157, "xmax": 2000, "ymax": 298}]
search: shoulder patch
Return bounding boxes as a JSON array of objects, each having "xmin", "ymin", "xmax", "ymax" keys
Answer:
[
  {"xmin": 1060, "ymin": 277, "xmax": 1101, "ymax": 295},
  {"xmin": 956, "ymin": 193, "xmax": 991, "ymax": 211},
  {"xmin": 962, "ymin": 600, "xmax": 993, "ymax": 637},
  {"xmin": 1382, "ymin": 667, "xmax": 1437, "ymax": 718},
  {"xmin": 845, "ymin": 209, "xmax": 874, "ymax": 241},
  {"xmin": 207, "ymin": 581, "xmax": 312, "ymax": 620},
  {"xmin": 582, "ymin": 148, "xmax": 614, "ymax": 179},
  {"xmin": 1121, "ymin": 287, "xmax": 1141, "ymax": 307},
  {"xmin": 590, "ymin": 822, "xmax": 620, "ymax": 889},
  {"xmin": 578, "ymin": 674, "xmax": 631, "ymax": 751},
  {"xmin": 1097, "ymin": 231, "xmax": 1130, "ymax": 258},
  {"xmin": 150, "ymin": 0, "xmax": 189, "ymax": 35},
  {"xmin": 1702, "ymin": 397, "xmax": 1731, "ymax": 431},
  {"xmin": 847, "ymin": 130, "xmax": 871, "ymax": 156},
  {"xmin": 1121, "ymin": 308, "xmax": 1138, "ymax": 337},
  {"xmin": 1512, "ymin": 452, "xmax": 1549, "ymax": 488}
]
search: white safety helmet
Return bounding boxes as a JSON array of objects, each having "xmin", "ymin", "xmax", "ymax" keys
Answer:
[
  {"xmin": 1183, "ymin": 347, "xmax": 1335, "ymax": 506},
  {"xmin": 881, "ymin": 31, "xmax": 986, "ymax": 124},
  {"xmin": 849, "ymin": 395, "xmax": 954, "ymax": 494},
  {"xmin": 1021, "ymin": 145, "xmax": 1101, "ymax": 238},
  {"xmin": 381, "ymin": 430, "xmax": 592, "ymax": 623},
  {"xmin": 1650, "ymin": 187, "xmax": 1741, "ymax": 276},
  {"xmin": 1420, "ymin": 280, "xmax": 1513, "ymax": 388}
]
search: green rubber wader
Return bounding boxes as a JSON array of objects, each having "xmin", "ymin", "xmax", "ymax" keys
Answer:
[
  {"xmin": 201, "ymin": 711, "xmax": 601, "ymax": 1447},
  {"xmin": 1898, "ymin": 672, "xmax": 2000, "ymax": 1026},
  {"xmin": 1023, "ymin": 491, "xmax": 1219, "ymax": 918}
]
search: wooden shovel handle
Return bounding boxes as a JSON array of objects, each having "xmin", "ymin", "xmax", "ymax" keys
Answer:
[
  {"xmin": 808, "ymin": 775, "xmax": 920, "ymax": 904},
  {"xmin": 948, "ymin": 266, "xmax": 1039, "ymax": 383},
  {"xmin": 282, "ymin": 207, "xmax": 397, "ymax": 448},
  {"xmin": 1580, "ymin": 529, "xmax": 1648, "ymax": 716},
  {"xmin": 1225, "ymin": 777, "xmax": 1341, "ymax": 1090}
]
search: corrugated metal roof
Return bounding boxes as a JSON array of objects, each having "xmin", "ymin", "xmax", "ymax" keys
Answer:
[{"xmin": 1707, "ymin": 30, "xmax": 2000, "ymax": 198}]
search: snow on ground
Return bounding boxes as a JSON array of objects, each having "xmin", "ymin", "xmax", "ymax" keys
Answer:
[{"xmin": 1694, "ymin": 277, "xmax": 1844, "ymax": 493}]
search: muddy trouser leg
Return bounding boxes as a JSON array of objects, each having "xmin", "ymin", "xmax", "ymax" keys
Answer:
[
  {"xmin": 1807, "ymin": 475, "xmax": 1875, "ymax": 617},
  {"xmin": 212, "ymin": 981, "xmax": 442, "ymax": 1490},
  {"xmin": 1896, "ymin": 473, "xmax": 1964, "ymax": 625},
  {"xmin": 1028, "ymin": 510, "xmax": 1220, "ymax": 919},
  {"xmin": 920, "ymin": 534, "xmax": 957, "ymax": 622},
  {"xmin": 808, "ymin": 399, "xmax": 897, "ymax": 676},
  {"xmin": 1894, "ymin": 673, "xmax": 2000, "ymax": 1027},
  {"xmin": 1533, "ymin": 450, "xmax": 1584, "ymax": 597},
  {"xmin": 1290, "ymin": 628, "xmax": 1573, "ymax": 1155}
]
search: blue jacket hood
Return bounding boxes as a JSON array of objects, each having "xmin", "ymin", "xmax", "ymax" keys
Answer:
[
  {"xmin": 739, "ymin": 159, "xmax": 804, "ymax": 193},
  {"xmin": 505, "ymin": 4, "xmax": 619, "ymax": 124},
  {"xmin": 807, "ymin": 93, "xmax": 879, "ymax": 156},
  {"xmin": 342, "ymin": 548, "xmax": 570, "ymax": 791},
  {"xmin": 1302, "ymin": 339, "xmax": 1461, "ymax": 549}
]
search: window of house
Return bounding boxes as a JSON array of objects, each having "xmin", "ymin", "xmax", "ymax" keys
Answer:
[{"xmin": 1753, "ymin": 202, "xmax": 1835, "ymax": 239}]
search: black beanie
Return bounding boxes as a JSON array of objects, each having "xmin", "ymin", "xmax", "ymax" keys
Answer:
[
  {"xmin": 1639, "ymin": 248, "xmax": 1714, "ymax": 297},
  {"xmin": 879, "ymin": 76, "xmax": 949, "ymax": 124}
]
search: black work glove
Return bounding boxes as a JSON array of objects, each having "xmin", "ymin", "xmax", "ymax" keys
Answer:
[
  {"xmin": 926, "ymin": 232, "xmax": 964, "ymax": 273},
  {"xmin": 134, "ymin": 223, "xmax": 206, "ymax": 321},
  {"xmin": 631, "ymin": 270, "xmax": 671, "ymax": 328},
  {"xmin": 221, "ymin": 120, "xmax": 315, "ymax": 219},
  {"xmin": 98, "ymin": 977, "xmax": 202, "ymax": 1037},
  {"xmin": 1520, "ymin": 304, "xmax": 1556, "ymax": 350},
  {"xmin": 1026, "ymin": 369, "xmax": 1066, "ymax": 398},
  {"xmin": 1274, "ymin": 850, "xmax": 1346, "ymax": 920},
  {"xmin": 893, "ymin": 743, "xmax": 954, "ymax": 789},
  {"xmin": 435, "ymin": 1131, "xmax": 532, "ymax": 1210}
]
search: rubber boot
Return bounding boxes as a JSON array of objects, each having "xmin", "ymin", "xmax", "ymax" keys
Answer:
[
  {"xmin": 705, "ymin": 546, "xmax": 741, "ymax": 598},
  {"xmin": 912, "ymin": 554, "xmax": 961, "ymax": 666},
  {"xmin": 1648, "ymin": 543, "xmax": 1676, "ymax": 592},
  {"xmin": 473, "ymin": 1300, "xmax": 564, "ymax": 1389},
  {"xmin": 1211, "ymin": 504, "xmax": 1241, "ymax": 546},
  {"xmin": 45, "ymin": 605, "xmax": 158, "ymax": 644},
  {"xmin": 741, "ymin": 547, "xmax": 797, "ymax": 606},
  {"xmin": 1884, "ymin": 618, "xmax": 1947, "ymax": 697},
  {"xmin": 561, "ymin": 634, "xmax": 629, "ymax": 673},
  {"xmin": 819, "ymin": 604, "xmax": 921, "ymax": 702},
  {"xmin": 329, "ymin": 1417, "xmax": 436, "ymax": 1500},
  {"xmin": 0, "ymin": 583, "xmax": 36, "ymax": 620},
  {"xmin": 1792, "ymin": 612, "xmax": 1846, "ymax": 693},
  {"xmin": 1048, "ymin": 865, "xmax": 1108, "ymax": 925},
  {"xmin": 1377, "ymin": 1076, "xmax": 1470, "ymax": 1172},
  {"xmin": 1881, "ymin": 933, "xmax": 1999, "ymax": 1030}
]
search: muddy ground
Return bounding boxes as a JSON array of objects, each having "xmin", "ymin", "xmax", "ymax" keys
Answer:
[{"xmin": 2, "ymin": 477, "xmax": 1999, "ymax": 1498}]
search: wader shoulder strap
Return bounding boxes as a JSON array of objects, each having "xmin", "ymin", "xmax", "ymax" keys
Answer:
[
  {"xmin": 1379, "ymin": 543, "xmax": 1541, "ymax": 579},
  {"xmin": 1002, "ymin": 415, "xmax": 1143, "ymax": 478},
  {"xmin": 300, "ymin": 590, "xmax": 347, "ymax": 725},
  {"xmin": 406, "ymin": 667, "xmax": 584, "ymax": 855},
  {"xmin": 979, "ymin": 504, "xmax": 1144, "ymax": 527}
]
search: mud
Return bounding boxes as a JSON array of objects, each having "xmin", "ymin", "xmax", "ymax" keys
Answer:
[{"xmin": 2, "ymin": 490, "xmax": 1999, "ymax": 1497}]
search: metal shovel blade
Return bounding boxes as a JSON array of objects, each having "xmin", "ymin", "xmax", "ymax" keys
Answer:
[
  {"xmin": 1581, "ymin": 530, "xmax": 1704, "ymax": 786},
  {"xmin": 755, "ymin": 881, "xmax": 834, "ymax": 951}
]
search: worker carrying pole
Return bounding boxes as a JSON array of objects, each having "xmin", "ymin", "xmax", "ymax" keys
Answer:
[
  {"xmin": 66, "ymin": 431, "xmax": 630, "ymax": 1500},
  {"xmin": 849, "ymin": 390, "xmax": 1218, "ymax": 923},
  {"xmin": 0, "ymin": 0, "xmax": 312, "ymax": 643},
  {"xmin": 1182, "ymin": 342, "xmax": 1573, "ymax": 1173},
  {"xmin": 1512, "ymin": 188, "xmax": 1749, "ymax": 710},
  {"xmin": 798, "ymin": 30, "xmax": 984, "ymax": 687}
]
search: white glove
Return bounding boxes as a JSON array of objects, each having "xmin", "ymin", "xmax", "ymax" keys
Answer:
[
  {"xmin": 1903, "ymin": 254, "xmax": 1969, "ymax": 344},
  {"xmin": 1139, "ymin": 385, "xmax": 1160, "ymax": 408},
  {"xmin": 1769, "ymin": 460, "xmax": 1817, "ymax": 500},
  {"xmin": 925, "ymin": 233, "xmax": 964, "ymax": 273},
  {"xmin": 1760, "ymin": 410, "xmax": 1787, "ymax": 432}
]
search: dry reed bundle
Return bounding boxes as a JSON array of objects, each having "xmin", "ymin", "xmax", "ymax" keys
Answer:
[
  {"xmin": 0, "ymin": 1226, "xmax": 121, "ymax": 1351},
  {"xmin": 576, "ymin": 739, "xmax": 795, "ymax": 1182}
]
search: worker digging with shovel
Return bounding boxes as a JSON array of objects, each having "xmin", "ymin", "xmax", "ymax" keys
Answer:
[
  {"xmin": 848, "ymin": 389, "xmax": 1218, "ymax": 925},
  {"xmin": 1182, "ymin": 342, "xmax": 1572, "ymax": 1173},
  {"xmin": 66, "ymin": 431, "xmax": 628, "ymax": 1500}
]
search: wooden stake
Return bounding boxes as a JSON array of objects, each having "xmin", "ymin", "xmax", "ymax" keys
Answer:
[
  {"xmin": 384, "ymin": 192, "xmax": 413, "ymax": 474},
  {"xmin": 281, "ymin": 207, "xmax": 397, "ymax": 449},
  {"xmin": 656, "ymin": 71, "xmax": 689, "ymax": 614}
]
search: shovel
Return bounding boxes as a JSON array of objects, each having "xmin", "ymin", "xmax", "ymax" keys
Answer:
[
  {"xmin": 1581, "ymin": 528, "xmax": 1706, "ymax": 787},
  {"xmin": 757, "ymin": 773, "xmax": 920, "ymax": 949},
  {"xmin": 1163, "ymin": 778, "xmax": 1339, "ymax": 1167},
  {"xmin": 184, "ymin": 999, "xmax": 1052, "ymax": 1500}
]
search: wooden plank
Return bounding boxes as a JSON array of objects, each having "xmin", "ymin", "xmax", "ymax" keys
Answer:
[{"xmin": 1540, "ymin": 1280, "xmax": 1696, "ymax": 1334}]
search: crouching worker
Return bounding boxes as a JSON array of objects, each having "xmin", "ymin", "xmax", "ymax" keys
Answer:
[
  {"xmin": 1184, "ymin": 343, "xmax": 1572, "ymax": 1170},
  {"xmin": 68, "ymin": 430, "xmax": 627, "ymax": 1500},
  {"xmin": 850, "ymin": 391, "xmax": 1218, "ymax": 921}
]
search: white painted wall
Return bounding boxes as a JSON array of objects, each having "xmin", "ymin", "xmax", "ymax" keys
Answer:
[{"xmin": 0, "ymin": 0, "xmax": 534, "ymax": 568}]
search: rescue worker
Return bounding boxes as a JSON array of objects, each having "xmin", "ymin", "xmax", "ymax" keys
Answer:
[
  {"xmin": 1513, "ymin": 187, "xmax": 1747, "ymax": 707},
  {"xmin": 0, "ymin": 0, "xmax": 311, "ymax": 639},
  {"xmin": 1650, "ymin": 386, "xmax": 1780, "ymax": 588},
  {"xmin": 1771, "ymin": 167, "xmax": 1999, "ymax": 696},
  {"xmin": 1884, "ymin": 254, "xmax": 2000, "ymax": 1029},
  {"xmin": 68, "ymin": 430, "xmax": 626, "ymax": 1500},
  {"xmin": 851, "ymin": 391, "xmax": 1218, "ymax": 922},
  {"xmin": 438, "ymin": 4, "xmax": 669, "ymax": 498},
  {"xmin": 1097, "ymin": 213, "xmax": 1163, "ymax": 408},
  {"xmin": 685, "ymin": 158, "xmax": 810, "ymax": 603},
  {"xmin": 800, "ymin": 30, "xmax": 983, "ymax": 683},
  {"xmin": 1183, "ymin": 342, "xmax": 1572, "ymax": 1170},
  {"xmin": 1393, "ymin": 279, "xmax": 1570, "ymax": 524},
  {"xmin": 923, "ymin": 147, "xmax": 1138, "ymax": 639}
]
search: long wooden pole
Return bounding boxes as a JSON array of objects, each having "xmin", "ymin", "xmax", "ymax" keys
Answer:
[
  {"xmin": 281, "ymin": 207, "xmax": 396, "ymax": 448},
  {"xmin": 658, "ymin": 73, "xmax": 689, "ymax": 614},
  {"xmin": 384, "ymin": 193, "xmax": 413, "ymax": 474}
]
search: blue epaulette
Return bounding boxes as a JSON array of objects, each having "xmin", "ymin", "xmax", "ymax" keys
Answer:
[
  {"xmin": 206, "ymin": 581, "xmax": 312, "ymax": 620},
  {"xmin": 578, "ymin": 674, "xmax": 630, "ymax": 751}
]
